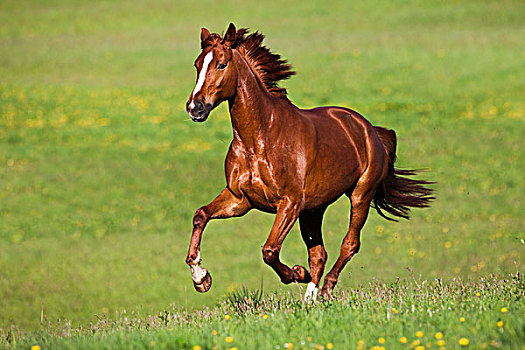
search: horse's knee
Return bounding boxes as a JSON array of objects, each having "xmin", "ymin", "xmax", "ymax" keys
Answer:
[
  {"xmin": 262, "ymin": 245, "xmax": 280, "ymax": 265},
  {"xmin": 193, "ymin": 207, "xmax": 209, "ymax": 229}
]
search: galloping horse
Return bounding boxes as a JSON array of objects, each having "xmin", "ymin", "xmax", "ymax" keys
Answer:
[{"xmin": 185, "ymin": 23, "xmax": 433, "ymax": 300}]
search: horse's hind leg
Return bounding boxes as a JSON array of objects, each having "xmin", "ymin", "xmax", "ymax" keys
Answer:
[
  {"xmin": 319, "ymin": 185, "xmax": 375, "ymax": 299},
  {"xmin": 299, "ymin": 207, "xmax": 327, "ymax": 301}
]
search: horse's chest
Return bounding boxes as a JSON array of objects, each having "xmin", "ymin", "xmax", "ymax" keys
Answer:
[{"xmin": 240, "ymin": 156, "xmax": 280, "ymax": 211}]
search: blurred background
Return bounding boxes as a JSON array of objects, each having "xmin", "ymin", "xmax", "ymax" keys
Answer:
[{"xmin": 0, "ymin": 0, "xmax": 523, "ymax": 330}]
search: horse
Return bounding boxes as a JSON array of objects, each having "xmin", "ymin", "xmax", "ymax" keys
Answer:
[{"xmin": 184, "ymin": 23, "xmax": 434, "ymax": 300}]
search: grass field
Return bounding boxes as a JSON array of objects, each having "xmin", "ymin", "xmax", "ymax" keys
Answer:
[
  {"xmin": 0, "ymin": 0, "xmax": 524, "ymax": 346},
  {"xmin": 3, "ymin": 274, "xmax": 524, "ymax": 349}
]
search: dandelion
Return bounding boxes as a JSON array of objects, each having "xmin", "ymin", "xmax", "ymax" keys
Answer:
[
  {"xmin": 435, "ymin": 332, "xmax": 443, "ymax": 340},
  {"xmin": 225, "ymin": 314, "xmax": 231, "ymax": 320},
  {"xmin": 231, "ymin": 348, "xmax": 238, "ymax": 350},
  {"xmin": 212, "ymin": 330, "xmax": 218, "ymax": 336},
  {"xmin": 459, "ymin": 338, "xmax": 469, "ymax": 346},
  {"xmin": 284, "ymin": 343, "xmax": 294, "ymax": 349},
  {"xmin": 326, "ymin": 343, "xmax": 334, "ymax": 349},
  {"xmin": 225, "ymin": 336, "xmax": 233, "ymax": 343},
  {"xmin": 263, "ymin": 314, "xmax": 268, "ymax": 319},
  {"xmin": 416, "ymin": 331, "xmax": 424, "ymax": 338},
  {"xmin": 497, "ymin": 321, "xmax": 504, "ymax": 328},
  {"xmin": 193, "ymin": 346, "xmax": 201, "ymax": 350},
  {"xmin": 437, "ymin": 340, "xmax": 445, "ymax": 347},
  {"xmin": 476, "ymin": 292, "xmax": 481, "ymax": 297},
  {"xmin": 500, "ymin": 307, "xmax": 508, "ymax": 313},
  {"xmin": 411, "ymin": 339, "xmax": 420, "ymax": 347},
  {"xmin": 415, "ymin": 346, "xmax": 425, "ymax": 350},
  {"xmin": 31, "ymin": 346, "xmax": 40, "ymax": 350},
  {"xmin": 400, "ymin": 337, "xmax": 407, "ymax": 343},
  {"xmin": 392, "ymin": 307, "xmax": 399, "ymax": 314},
  {"xmin": 460, "ymin": 317, "xmax": 465, "ymax": 322}
]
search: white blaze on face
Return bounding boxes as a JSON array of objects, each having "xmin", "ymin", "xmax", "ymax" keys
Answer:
[
  {"xmin": 304, "ymin": 282, "xmax": 318, "ymax": 302},
  {"xmin": 189, "ymin": 51, "xmax": 214, "ymax": 110}
]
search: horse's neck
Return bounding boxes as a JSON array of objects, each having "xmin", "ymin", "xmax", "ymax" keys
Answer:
[{"xmin": 228, "ymin": 51, "xmax": 276, "ymax": 152}]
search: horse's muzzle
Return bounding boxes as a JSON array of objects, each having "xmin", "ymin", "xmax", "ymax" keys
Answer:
[{"xmin": 186, "ymin": 99, "xmax": 212, "ymax": 122}]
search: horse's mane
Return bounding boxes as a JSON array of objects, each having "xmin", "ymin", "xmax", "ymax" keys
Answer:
[{"xmin": 202, "ymin": 29, "xmax": 295, "ymax": 100}]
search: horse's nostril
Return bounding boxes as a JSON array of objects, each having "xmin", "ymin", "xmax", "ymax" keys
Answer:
[{"xmin": 195, "ymin": 100, "xmax": 204, "ymax": 112}]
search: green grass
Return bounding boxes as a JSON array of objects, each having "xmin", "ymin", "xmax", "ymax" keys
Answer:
[
  {"xmin": 0, "ymin": 0, "xmax": 524, "ymax": 340},
  {"xmin": 3, "ymin": 274, "xmax": 524, "ymax": 349}
]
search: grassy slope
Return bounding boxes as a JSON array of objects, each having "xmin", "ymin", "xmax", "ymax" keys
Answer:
[
  {"xmin": 0, "ymin": 0, "xmax": 524, "ymax": 331},
  {"xmin": 3, "ymin": 274, "xmax": 524, "ymax": 349}
]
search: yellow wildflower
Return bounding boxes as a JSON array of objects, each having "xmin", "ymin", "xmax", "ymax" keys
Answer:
[
  {"xmin": 193, "ymin": 346, "xmax": 201, "ymax": 350},
  {"xmin": 400, "ymin": 336, "xmax": 407, "ymax": 343},
  {"xmin": 225, "ymin": 336, "xmax": 233, "ymax": 343},
  {"xmin": 212, "ymin": 330, "xmax": 217, "ymax": 336},
  {"xmin": 263, "ymin": 314, "xmax": 268, "ymax": 319},
  {"xmin": 31, "ymin": 346, "xmax": 41, "ymax": 350},
  {"xmin": 459, "ymin": 337, "xmax": 469, "ymax": 346},
  {"xmin": 231, "ymin": 348, "xmax": 238, "ymax": 350},
  {"xmin": 416, "ymin": 331, "xmax": 424, "ymax": 338},
  {"xmin": 501, "ymin": 307, "xmax": 508, "ymax": 313},
  {"xmin": 378, "ymin": 337, "xmax": 385, "ymax": 344},
  {"xmin": 392, "ymin": 307, "xmax": 399, "ymax": 314},
  {"xmin": 415, "ymin": 346, "xmax": 425, "ymax": 350},
  {"xmin": 326, "ymin": 343, "xmax": 334, "ymax": 349},
  {"xmin": 225, "ymin": 314, "xmax": 231, "ymax": 320},
  {"xmin": 497, "ymin": 321, "xmax": 504, "ymax": 327},
  {"xmin": 460, "ymin": 317, "xmax": 465, "ymax": 322},
  {"xmin": 435, "ymin": 332, "xmax": 444, "ymax": 339},
  {"xmin": 437, "ymin": 340, "xmax": 445, "ymax": 347}
]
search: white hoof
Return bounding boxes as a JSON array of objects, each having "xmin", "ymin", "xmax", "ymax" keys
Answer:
[
  {"xmin": 304, "ymin": 282, "xmax": 318, "ymax": 302},
  {"xmin": 189, "ymin": 251, "xmax": 207, "ymax": 284}
]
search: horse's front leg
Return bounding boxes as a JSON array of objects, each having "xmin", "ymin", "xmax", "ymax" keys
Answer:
[
  {"xmin": 186, "ymin": 188, "xmax": 251, "ymax": 292},
  {"xmin": 262, "ymin": 198, "xmax": 311, "ymax": 284}
]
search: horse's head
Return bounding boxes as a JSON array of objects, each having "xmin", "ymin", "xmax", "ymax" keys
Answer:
[{"xmin": 186, "ymin": 23, "xmax": 239, "ymax": 122}]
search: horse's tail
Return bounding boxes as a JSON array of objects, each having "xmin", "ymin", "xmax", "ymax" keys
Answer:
[{"xmin": 372, "ymin": 126, "xmax": 435, "ymax": 221}]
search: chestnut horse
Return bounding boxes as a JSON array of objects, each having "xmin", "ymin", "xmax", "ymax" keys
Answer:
[{"xmin": 185, "ymin": 23, "xmax": 433, "ymax": 300}]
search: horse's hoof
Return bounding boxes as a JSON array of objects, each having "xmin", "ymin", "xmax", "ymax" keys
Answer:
[
  {"xmin": 193, "ymin": 271, "xmax": 212, "ymax": 293},
  {"xmin": 318, "ymin": 286, "xmax": 334, "ymax": 301},
  {"xmin": 292, "ymin": 265, "xmax": 312, "ymax": 283}
]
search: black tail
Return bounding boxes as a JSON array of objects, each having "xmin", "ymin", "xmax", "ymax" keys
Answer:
[{"xmin": 372, "ymin": 127, "xmax": 435, "ymax": 221}]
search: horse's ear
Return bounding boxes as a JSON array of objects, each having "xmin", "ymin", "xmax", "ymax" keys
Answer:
[
  {"xmin": 201, "ymin": 28, "xmax": 211, "ymax": 43},
  {"xmin": 223, "ymin": 23, "xmax": 236, "ymax": 47}
]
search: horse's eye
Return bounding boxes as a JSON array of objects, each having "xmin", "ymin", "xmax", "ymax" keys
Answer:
[{"xmin": 217, "ymin": 63, "xmax": 227, "ymax": 70}]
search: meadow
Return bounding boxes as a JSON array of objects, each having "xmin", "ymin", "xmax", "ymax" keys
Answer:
[{"xmin": 0, "ymin": 0, "xmax": 524, "ymax": 347}]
